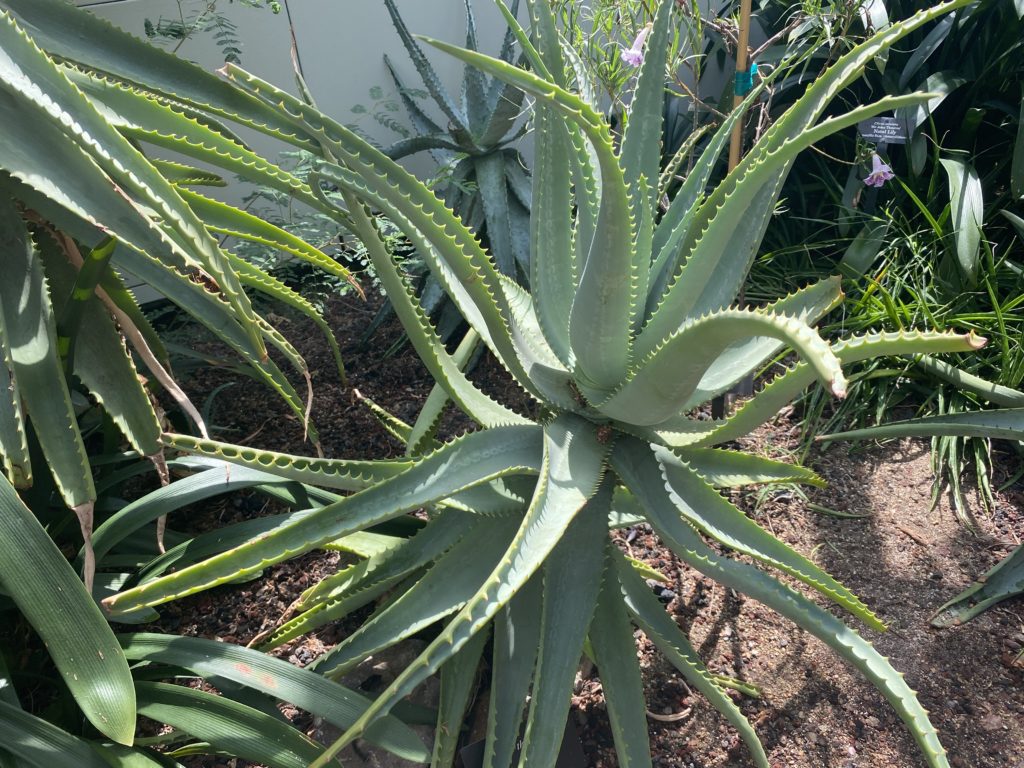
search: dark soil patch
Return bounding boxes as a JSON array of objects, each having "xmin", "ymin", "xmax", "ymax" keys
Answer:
[{"xmin": 152, "ymin": 292, "xmax": 1023, "ymax": 768}]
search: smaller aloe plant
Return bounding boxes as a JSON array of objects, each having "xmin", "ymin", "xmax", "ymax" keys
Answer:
[
  {"xmin": 93, "ymin": 1, "xmax": 985, "ymax": 766},
  {"xmin": 381, "ymin": 0, "xmax": 531, "ymax": 285}
]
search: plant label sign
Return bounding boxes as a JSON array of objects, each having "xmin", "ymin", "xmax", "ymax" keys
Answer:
[{"xmin": 858, "ymin": 115, "xmax": 908, "ymax": 144}]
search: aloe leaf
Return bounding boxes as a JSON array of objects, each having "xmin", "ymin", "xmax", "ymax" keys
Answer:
[
  {"xmin": 939, "ymin": 157, "xmax": 983, "ymax": 285},
  {"xmin": 620, "ymin": 0, "xmax": 673, "ymax": 217},
  {"xmin": 0, "ymin": 12, "xmax": 262, "ymax": 355},
  {"xmin": 460, "ymin": 0, "xmax": 490, "ymax": 137},
  {"xmin": 613, "ymin": 442, "xmax": 950, "ymax": 768},
  {"xmin": 674, "ymin": 330, "xmax": 987, "ymax": 448},
  {"xmin": 483, "ymin": 575, "xmax": 542, "ymax": 768},
  {"xmin": 151, "ymin": 158, "xmax": 225, "ymax": 187},
  {"xmin": 65, "ymin": 68, "xmax": 322, "ymax": 210},
  {"xmin": 601, "ymin": 309, "xmax": 846, "ymax": 426},
  {"xmin": 0, "ymin": 475, "xmax": 135, "ymax": 744},
  {"xmin": 120, "ymin": 634, "xmax": 429, "ymax": 763},
  {"xmin": 333, "ymin": 185, "xmax": 533, "ymax": 424},
  {"xmin": 0, "ymin": 202, "xmax": 94, "ymax": 509},
  {"xmin": 314, "ymin": 516, "xmax": 519, "ymax": 678},
  {"xmin": 420, "ymin": 36, "xmax": 633, "ymax": 391},
  {"xmin": 818, "ymin": 408, "xmax": 1024, "ymax": 442},
  {"xmin": 612, "ymin": 550, "xmax": 769, "ymax": 768},
  {"xmin": 680, "ymin": 275, "xmax": 845, "ymax": 407},
  {"xmin": 34, "ymin": 229, "xmax": 162, "ymax": 459},
  {"xmin": 137, "ymin": 509, "xmax": 317, "ymax": 584},
  {"xmin": 519, "ymin": 480, "xmax": 610, "ymax": 767},
  {"xmin": 432, "ymin": 622, "xmax": 489, "ymax": 767},
  {"xmin": 176, "ymin": 189, "xmax": 356, "ymax": 284},
  {"xmin": 382, "ymin": 0, "xmax": 467, "ymax": 133},
  {"xmin": 475, "ymin": 152, "xmax": 517, "ymax": 276},
  {"xmin": 530, "ymin": 103, "xmax": 575, "ymax": 364},
  {"xmin": 135, "ymin": 682, "xmax": 323, "ymax": 768},
  {"xmin": 266, "ymin": 515, "xmax": 471, "ymax": 649},
  {"xmin": 647, "ymin": 86, "xmax": 764, "ymax": 310},
  {"xmin": 163, "ymin": 433, "xmax": 412, "ymax": 491},
  {"xmin": 674, "ymin": 447, "xmax": 825, "ymax": 488},
  {"xmin": 104, "ymin": 426, "xmax": 542, "ymax": 615},
  {"xmin": 641, "ymin": 93, "xmax": 936, "ymax": 353},
  {"xmin": 589, "ymin": 555, "xmax": 653, "ymax": 768},
  {"xmin": 225, "ymin": 253, "xmax": 346, "ymax": 382},
  {"xmin": 310, "ymin": 415, "xmax": 604, "ymax": 767},
  {"xmin": 931, "ymin": 546, "xmax": 1024, "ymax": 627},
  {"xmin": 654, "ymin": 447, "xmax": 884, "ymax": 629},
  {"xmin": 407, "ymin": 329, "xmax": 479, "ymax": 456},
  {"xmin": 0, "ymin": 701, "xmax": 111, "ymax": 768},
  {"xmin": 0, "ymin": 292, "xmax": 30, "ymax": 488},
  {"xmin": 1, "ymin": 0, "xmax": 320, "ymax": 149}
]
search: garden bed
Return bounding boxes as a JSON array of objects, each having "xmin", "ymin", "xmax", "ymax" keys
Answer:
[{"xmin": 153, "ymin": 293, "xmax": 1024, "ymax": 768}]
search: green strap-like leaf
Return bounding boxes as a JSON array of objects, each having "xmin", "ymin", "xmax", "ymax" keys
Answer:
[
  {"xmin": 310, "ymin": 414, "xmax": 604, "ymax": 767},
  {"xmin": 0, "ymin": 475, "xmax": 134, "ymax": 744},
  {"xmin": 134, "ymin": 682, "xmax": 323, "ymax": 768},
  {"xmin": 612, "ymin": 549, "xmax": 769, "ymax": 768},
  {"xmin": 915, "ymin": 356, "xmax": 1024, "ymax": 407},
  {"xmin": 939, "ymin": 156, "xmax": 983, "ymax": 285},
  {"xmin": 120, "ymin": 634, "xmax": 429, "ymax": 763},
  {"xmin": 104, "ymin": 426, "xmax": 543, "ymax": 616},
  {"xmin": 819, "ymin": 407, "xmax": 1024, "ymax": 443},
  {"xmin": 0, "ymin": 701, "xmax": 111, "ymax": 768}
]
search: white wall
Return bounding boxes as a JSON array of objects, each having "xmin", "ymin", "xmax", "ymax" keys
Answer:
[{"xmin": 78, "ymin": 0, "xmax": 519, "ymax": 180}]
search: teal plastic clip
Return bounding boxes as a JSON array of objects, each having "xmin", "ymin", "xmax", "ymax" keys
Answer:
[{"xmin": 735, "ymin": 63, "xmax": 758, "ymax": 96}]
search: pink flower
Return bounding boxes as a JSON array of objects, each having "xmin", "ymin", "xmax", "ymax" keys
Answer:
[
  {"xmin": 620, "ymin": 24, "xmax": 653, "ymax": 68},
  {"xmin": 863, "ymin": 153, "xmax": 895, "ymax": 188}
]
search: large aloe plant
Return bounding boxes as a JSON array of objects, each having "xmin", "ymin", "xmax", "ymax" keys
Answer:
[{"xmin": 86, "ymin": 1, "xmax": 987, "ymax": 765}]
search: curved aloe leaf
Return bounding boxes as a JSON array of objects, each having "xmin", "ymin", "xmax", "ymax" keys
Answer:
[
  {"xmin": 818, "ymin": 408, "xmax": 1024, "ymax": 442},
  {"xmin": 930, "ymin": 546, "xmax": 1024, "ymax": 627},
  {"xmin": 519, "ymin": 481, "xmax": 610, "ymax": 767},
  {"xmin": 104, "ymin": 426, "xmax": 543, "ymax": 615}
]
